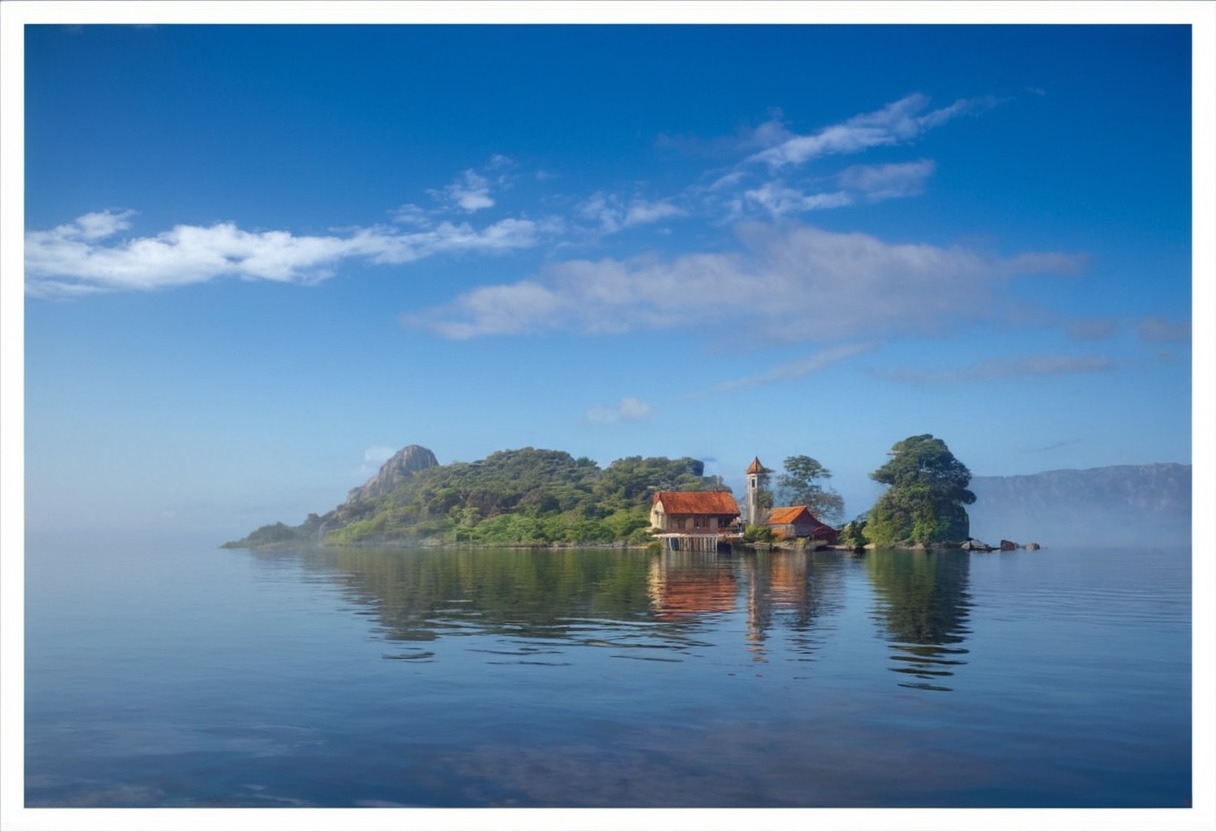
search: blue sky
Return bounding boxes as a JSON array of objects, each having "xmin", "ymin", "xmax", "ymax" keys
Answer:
[{"xmin": 9, "ymin": 12, "xmax": 1209, "ymax": 538}]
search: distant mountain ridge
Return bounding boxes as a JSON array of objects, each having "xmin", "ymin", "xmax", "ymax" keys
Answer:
[{"xmin": 968, "ymin": 463, "xmax": 1191, "ymax": 546}]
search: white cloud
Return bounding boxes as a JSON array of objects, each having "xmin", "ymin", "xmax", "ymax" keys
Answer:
[
  {"xmin": 723, "ymin": 162, "xmax": 934, "ymax": 221},
  {"xmin": 406, "ymin": 222, "xmax": 1087, "ymax": 342},
  {"xmin": 360, "ymin": 445, "xmax": 397, "ymax": 475},
  {"xmin": 743, "ymin": 115, "xmax": 796, "ymax": 151},
  {"xmin": 73, "ymin": 209, "xmax": 137, "ymax": 240},
  {"xmin": 25, "ymin": 210, "xmax": 541, "ymax": 296},
  {"xmin": 623, "ymin": 199, "xmax": 685, "ymax": 227},
  {"xmin": 837, "ymin": 159, "xmax": 936, "ymax": 201},
  {"xmin": 575, "ymin": 192, "xmax": 623, "ymax": 232},
  {"xmin": 584, "ymin": 396, "xmax": 656, "ymax": 425},
  {"xmin": 576, "ymin": 192, "xmax": 686, "ymax": 234},
  {"xmin": 743, "ymin": 182, "xmax": 853, "ymax": 216},
  {"xmin": 390, "ymin": 203, "xmax": 431, "ymax": 227},
  {"xmin": 359, "ymin": 218, "xmax": 541, "ymax": 265},
  {"xmin": 434, "ymin": 169, "xmax": 495, "ymax": 213},
  {"xmin": 747, "ymin": 94, "xmax": 993, "ymax": 170}
]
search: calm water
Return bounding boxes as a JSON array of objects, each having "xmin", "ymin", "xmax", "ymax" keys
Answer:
[{"xmin": 24, "ymin": 535, "xmax": 1191, "ymax": 808}]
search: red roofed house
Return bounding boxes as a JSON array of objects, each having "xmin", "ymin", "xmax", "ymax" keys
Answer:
[
  {"xmin": 650, "ymin": 491, "xmax": 741, "ymax": 535},
  {"xmin": 764, "ymin": 505, "xmax": 839, "ymax": 545}
]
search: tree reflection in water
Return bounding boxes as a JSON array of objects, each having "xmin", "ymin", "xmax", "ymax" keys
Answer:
[
  {"xmin": 735, "ymin": 550, "xmax": 849, "ymax": 663},
  {"xmin": 260, "ymin": 546, "xmax": 853, "ymax": 664},
  {"xmin": 865, "ymin": 549, "xmax": 973, "ymax": 691}
]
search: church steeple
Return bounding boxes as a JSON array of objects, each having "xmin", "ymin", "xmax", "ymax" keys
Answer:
[{"xmin": 745, "ymin": 457, "xmax": 766, "ymax": 526}]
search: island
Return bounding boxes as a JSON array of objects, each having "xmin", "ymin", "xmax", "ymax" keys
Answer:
[{"xmin": 223, "ymin": 436, "xmax": 1011, "ymax": 552}]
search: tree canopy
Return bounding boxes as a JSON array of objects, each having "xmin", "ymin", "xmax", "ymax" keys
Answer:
[
  {"xmin": 225, "ymin": 449, "xmax": 723, "ymax": 548},
  {"xmin": 864, "ymin": 435, "xmax": 975, "ymax": 546},
  {"xmin": 776, "ymin": 455, "xmax": 844, "ymax": 524}
]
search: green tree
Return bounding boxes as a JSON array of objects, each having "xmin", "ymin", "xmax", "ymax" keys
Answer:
[
  {"xmin": 743, "ymin": 524, "xmax": 775, "ymax": 543},
  {"xmin": 776, "ymin": 455, "xmax": 845, "ymax": 524},
  {"xmin": 840, "ymin": 514, "xmax": 869, "ymax": 550},
  {"xmin": 864, "ymin": 435, "xmax": 975, "ymax": 547}
]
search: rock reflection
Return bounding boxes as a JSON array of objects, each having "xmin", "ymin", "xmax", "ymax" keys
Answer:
[{"xmin": 865, "ymin": 550, "xmax": 973, "ymax": 691}]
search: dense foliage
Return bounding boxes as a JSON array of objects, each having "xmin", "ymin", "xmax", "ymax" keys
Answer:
[
  {"xmin": 839, "ymin": 515, "xmax": 869, "ymax": 550},
  {"xmin": 742, "ymin": 524, "xmax": 775, "ymax": 543},
  {"xmin": 864, "ymin": 435, "xmax": 975, "ymax": 546},
  {"xmin": 227, "ymin": 448, "xmax": 724, "ymax": 548},
  {"xmin": 776, "ymin": 455, "xmax": 845, "ymax": 524}
]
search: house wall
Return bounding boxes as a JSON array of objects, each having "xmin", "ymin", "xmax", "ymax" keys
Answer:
[
  {"xmin": 650, "ymin": 501, "xmax": 669, "ymax": 530},
  {"xmin": 767, "ymin": 518, "xmax": 817, "ymax": 538},
  {"xmin": 663, "ymin": 515, "xmax": 724, "ymax": 532},
  {"xmin": 651, "ymin": 509, "xmax": 733, "ymax": 533}
]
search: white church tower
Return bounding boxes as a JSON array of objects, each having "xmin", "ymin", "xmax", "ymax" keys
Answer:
[{"xmin": 745, "ymin": 457, "xmax": 766, "ymax": 527}]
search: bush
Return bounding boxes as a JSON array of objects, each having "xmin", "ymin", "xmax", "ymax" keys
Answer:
[{"xmin": 743, "ymin": 524, "xmax": 775, "ymax": 543}]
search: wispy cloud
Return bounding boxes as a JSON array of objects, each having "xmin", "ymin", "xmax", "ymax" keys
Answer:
[
  {"xmin": 1136, "ymin": 315, "xmax": 1191, "ymax": 342},
  {"xmin": 433, "ymin": 169, "xmax": 495, "ymax": 213},
  {"xmin": 1066, "ymin": 316, "xmax": 1120, "ymax": 341},
  {"xmin": 404, "ymin": 222, "xmax": 1088, "ymax": 342},
  {"xmin": 687, "ymin": 343, "xmax": 875, "ymax": 398},
  {"xmin": 743, "ymin": 182, "xmax": 853, "ymax": 216},
  {"xmin": 360, "ymin": 445, "xmax": 397, "ymax": 475},
  {"xmin": 735, "ymin": 160, "xmax": 937, "ymax": 218},
  {"xmin": 486, "ymin": 154, "xmax": 515, "ymax": 171},
  {"xmin": 874, "ymin": 354, "xmax": 1118, "ymax": 385},
  {"xmin": 837, "ymin": 159, "xmax": 936, "ymax": 201},
  {"xmin": 575, "ymin": 192, "xmax": 686, "ymax": 234},
  {"xmin": 25, "ymin": 210, "xmax": 541, "ymax": 296},
  {"xmin": 390, "ymin": 203, "xmax": 431, "ymax": 227},
  {"xmin": 746, "ymin": 93, "xmax": 995, "ymax": 170},
  {"xmin": 583, "ymin": 396, "xmax": 655, "ymax": 425},
  {"xmin": 26, "ymin": 94, "xmax": 1005, "ymax": 298}
]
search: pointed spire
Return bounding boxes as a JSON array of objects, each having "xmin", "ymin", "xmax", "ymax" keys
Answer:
[{"xmin": 746, "ymin": 457, "xmax": 764, "ymax": 475}]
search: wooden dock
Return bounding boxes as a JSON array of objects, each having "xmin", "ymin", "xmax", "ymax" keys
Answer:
[{"xmin": 656, "ymin": 533, "xmax": 726, "ymax": 553}]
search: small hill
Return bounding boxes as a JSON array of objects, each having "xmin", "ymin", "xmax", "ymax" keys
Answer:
[
  {"xmin": 968, "ymin": 463, "xmax": 1191, "ymax": 546},
  {"xmin": 223, "ymin": 445, "xmax": 726, "ymax": 549}
]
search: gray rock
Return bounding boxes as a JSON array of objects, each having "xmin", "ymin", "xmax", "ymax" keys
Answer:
[{"xmin": 344, "ymin": 445, "xmax": 439, "ymax": 505}]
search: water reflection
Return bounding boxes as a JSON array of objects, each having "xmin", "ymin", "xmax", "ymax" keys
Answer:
[
  {"xmin": 738, "ymin": 550, "xmax": 849, "ymax": 662},
  {"xmin": 647, "ymin": 551, "xmax": 737, "ymax": 620},
  {"xmin": 865, "ymin": 550, "xmax": 973, "ymax": 691},
  {"xmin": 251, "ymin": 547, "xmax": 854, "ymax": 664},
  {"xmin": 250, "ymin": 547, "xmax": 974, "ymax": 687}
]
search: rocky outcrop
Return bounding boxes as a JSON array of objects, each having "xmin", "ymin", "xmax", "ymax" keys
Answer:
[{"xmin": 344, "ymin": 445, "xmax": 439, "ymax": 506}]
